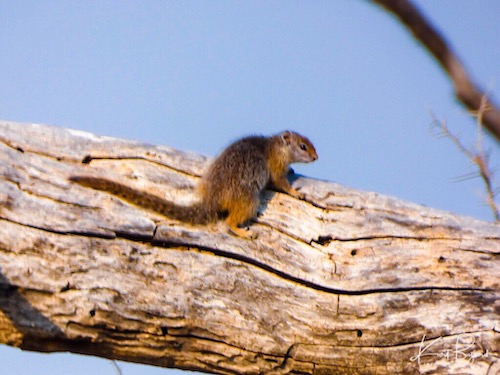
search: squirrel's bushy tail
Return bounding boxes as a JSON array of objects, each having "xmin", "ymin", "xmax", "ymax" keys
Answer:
[{"xmin": 69, "ymin": 176, "xmax": 217, "ymax": 225}]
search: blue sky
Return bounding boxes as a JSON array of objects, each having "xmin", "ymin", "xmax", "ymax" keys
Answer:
[{"xmin": 1, "ymin": 1, "xmax": 498, "ymax": 374}]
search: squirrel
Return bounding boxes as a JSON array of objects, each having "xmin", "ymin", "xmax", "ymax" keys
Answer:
[{"xmin": 70, "ymin": 130, "xmax": 318, "ymax": 239}]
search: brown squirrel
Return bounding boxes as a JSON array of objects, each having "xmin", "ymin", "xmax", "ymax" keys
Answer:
[{"xmin": 70, "ymin": 130, "xmax": 318, "ymax": 239}]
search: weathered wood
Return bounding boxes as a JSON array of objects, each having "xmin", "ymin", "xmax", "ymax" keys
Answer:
[{"xmin": 0, "ymin": 120, "xmax": 498, "ymax": 374}]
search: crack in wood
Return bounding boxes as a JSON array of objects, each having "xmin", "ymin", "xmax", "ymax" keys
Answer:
[
  {"xmin": 349, "ymin": 329, "xmax": 497, "ymax": 349},
  {"xmin": 0, "ymin": 137, "xmax": 27, "ymax": 153},
  {"xmin": 0, "ymin": 217, "xmax": 116, "ymax": 240},
  {"xmin": 332, "ymin": 235, "xmax": 462, "ymax": 242},
  {"xmin": 11, "ymin": 184, "xmax": 88, "ymax": 207},
  {"xmin": 147, "ymin": 238, "xmax": 496, "ymax": 296},
  {"xmin": 1, "ymin": 215, "xmax": 495, "ymax": 297},
  {"xmin": 271, "ymin": 343, "xmax": 299, "ymax": 373},
  {"xmin": 0, "ymin": 136, "xmax": 75, "ymax": 162},
  {"xmin": 79, "ymin": 155, "xmax": 201, "ymax": 178},
  {"xmin": 255, "ymin": 220, "xmax": 318, "ymax": 248},
  {"xmin": 310, "ymin": 235, "xmax": 332, "ymax": 246}
]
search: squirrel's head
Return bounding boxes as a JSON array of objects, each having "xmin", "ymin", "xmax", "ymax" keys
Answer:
[{"xmin": 279, "ymin": 130, "xmax": 318, "ymax": 163}]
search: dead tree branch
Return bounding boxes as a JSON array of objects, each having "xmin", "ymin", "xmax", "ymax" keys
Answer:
[
  {"xmin": 0, "ymin": 121, "xmax": 499, "ymax": 374},
  {"xmin": 372, "ymin": 0, "xmax": 500, "ymax": 141}
]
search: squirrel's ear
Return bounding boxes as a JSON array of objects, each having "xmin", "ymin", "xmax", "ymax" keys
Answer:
[{"xmin": 280, "ymin": 131, "xmax": 292, "ymax": 145}]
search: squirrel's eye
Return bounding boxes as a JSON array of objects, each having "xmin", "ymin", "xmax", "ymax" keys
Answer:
[{"xmin": 300, "ymin": 144, "xmax": 307, "ymax": 151}]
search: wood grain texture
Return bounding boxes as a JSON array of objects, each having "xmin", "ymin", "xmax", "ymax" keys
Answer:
[{"xmin": 0, "ymin": 121, "xmax": 498, "ymax": 374}]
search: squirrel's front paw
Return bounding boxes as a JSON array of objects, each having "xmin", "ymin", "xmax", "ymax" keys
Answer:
[{"xmin": 289, "ymin": 187, "xmax": 306, "ymax": 200}]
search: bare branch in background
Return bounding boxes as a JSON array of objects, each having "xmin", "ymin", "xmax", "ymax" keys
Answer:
[
  {"xmin": 372, "ymin": 0, "xmax": 500, "ymax": 142},
  {"xmin": 431, "ymin": 97, "xmax": 499, "ymax": 222}
]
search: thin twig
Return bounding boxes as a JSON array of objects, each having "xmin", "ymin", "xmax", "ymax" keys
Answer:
[
  {"xmin": 472, "ymin": 98, "xmax": 499, "ymax": 221},
  {"xmin": 112, "ymin": 360, "xmax": 123, "ymax": 375},
  {"xmin": 431, "ymin": 98, "xmax": 499, "ymax": 222}
]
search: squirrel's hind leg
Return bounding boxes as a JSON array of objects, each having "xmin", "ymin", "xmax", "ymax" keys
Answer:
[
  {"xmin": 224, "ymin": 197, "xmax": 259, "ymax": 239},
  {"xmin": 227, "ymin": 225, "xmax": 256, "ymax": 239}
]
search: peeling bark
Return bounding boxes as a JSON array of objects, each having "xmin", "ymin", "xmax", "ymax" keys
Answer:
[{"xmin": 0, "ymin": 121, "xmax": 498, "ymax": 374}]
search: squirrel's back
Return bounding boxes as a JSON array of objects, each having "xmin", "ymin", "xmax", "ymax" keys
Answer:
[{"xmin": 198, "ymin": 135, "xmax": 271, "ymax": 205}]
